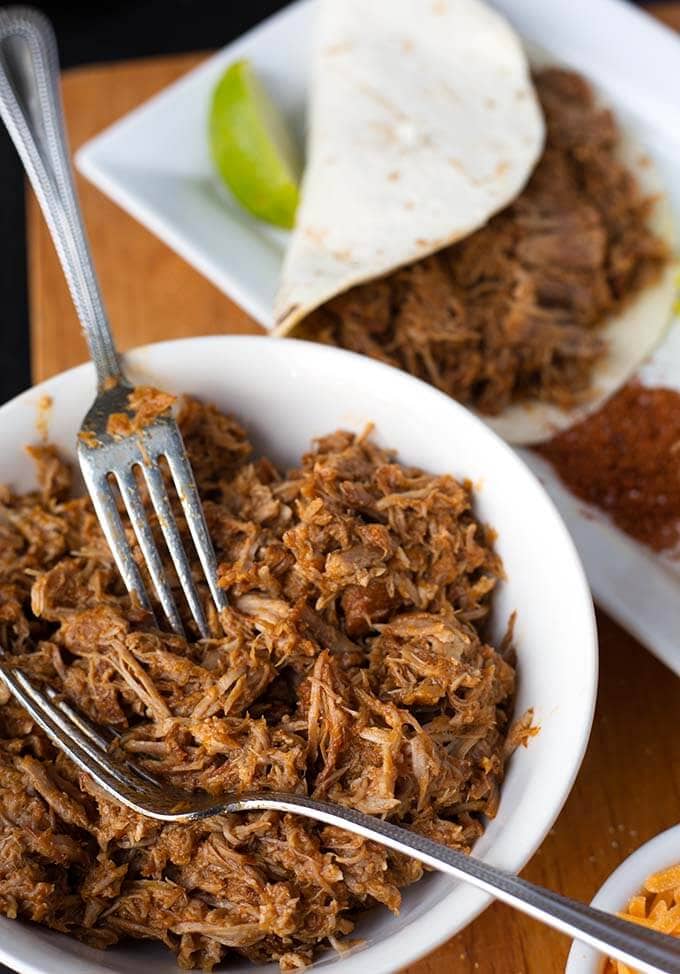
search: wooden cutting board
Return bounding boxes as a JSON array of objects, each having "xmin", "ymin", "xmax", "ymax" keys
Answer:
[{"xmin": 26, "ymin": 6, "xmax": 680, "ymax": 973}]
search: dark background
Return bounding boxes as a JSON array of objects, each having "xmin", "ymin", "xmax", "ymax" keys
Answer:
[{"xmin": 0, "ymin": 0, "xmax": 659, "ymax": 408}]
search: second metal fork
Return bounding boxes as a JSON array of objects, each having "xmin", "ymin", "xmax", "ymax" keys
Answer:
[
  {"xmin": 0, "ymin": 653, "xmax": 679, "ymax": 974},
  {"xmin": 0, "ymin": 6, "xmax": 226, "ymax": 637}
]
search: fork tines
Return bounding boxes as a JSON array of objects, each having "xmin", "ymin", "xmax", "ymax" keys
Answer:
[
  {"xmin": 79, "ymin": 417, "xmax": 227, "ymax": 640},
  {"xmin": 0, "ymin": 654, "xmax": 167, "ymax": 814}
]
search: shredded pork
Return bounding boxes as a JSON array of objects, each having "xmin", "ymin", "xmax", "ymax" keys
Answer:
[
  {"xmin": 0, "ymin": 400, "xmax": 522, "ymax": 970},
  {"xmin": 106, "ymin": 385, "xmax": 176, "ymax": 438},
  {"xmin": 304, "ymin": 69, "xmax": 669, "ymax": 414}
]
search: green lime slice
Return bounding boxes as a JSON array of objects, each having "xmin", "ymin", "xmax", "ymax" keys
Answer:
[{"xmin": 209, "ymin": 59, "xmax": 301, "ymax": 230}]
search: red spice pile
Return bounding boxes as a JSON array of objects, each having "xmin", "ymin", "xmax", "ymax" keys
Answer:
[{"xmin": 536, "ymin": 382, "xmax": 680, "ymax": 553}]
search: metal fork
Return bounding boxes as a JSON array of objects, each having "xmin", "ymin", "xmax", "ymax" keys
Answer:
[
  {"xmin": 0, "ymin": 6, "xmax": 226, "ymax": 638},
  {"xmin": 0, "ymin": 660, "xmax": 677, "ymax": 974}
]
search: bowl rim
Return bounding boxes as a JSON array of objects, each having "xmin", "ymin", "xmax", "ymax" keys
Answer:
[
  {"xmin": 0, "ymin": 335, "xmax": 599, "ymax": 974},
  {"xmin": 566, "ymin": 823, "xmax": 680, "ymax": 974}
]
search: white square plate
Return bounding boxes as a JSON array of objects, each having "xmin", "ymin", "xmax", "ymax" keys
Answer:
[{"xmin": 77, "ymin": 0, "xmax": 680, "ymax": 674}]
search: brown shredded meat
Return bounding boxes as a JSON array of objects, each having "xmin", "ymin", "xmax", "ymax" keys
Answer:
[
  {"xmin": 106, "ymin": 385, "xmax": 176, "ymax": 438},
  {"xmin": 0, "ymin": 399, "xmax": 524, "ymax": 970},
  {"xmin": 304, "ymin": 68, "xmax": 669, "ymax": 414}
]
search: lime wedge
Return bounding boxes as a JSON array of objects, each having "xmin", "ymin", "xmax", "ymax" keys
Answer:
[{"xmin": 209, "ymin": 60, "xmax": 301, "ymax": 229}]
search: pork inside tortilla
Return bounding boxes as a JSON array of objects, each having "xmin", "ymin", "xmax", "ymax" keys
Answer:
[
  {"xmin": 283, "ymin": 66, "xmax": 675, "ymax": 445},
  {"xmin": 0, "ymin": 400, "xmax": 529, "ymax": 971}
]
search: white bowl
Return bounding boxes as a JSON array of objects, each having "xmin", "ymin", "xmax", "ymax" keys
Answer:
[
  {"xmin": 566, "ymin": 824, "xmax": 680, "ymax": 974},
  {"xmin": 0, "ymin": 336, "xmax": 597, "ymax": 974}
]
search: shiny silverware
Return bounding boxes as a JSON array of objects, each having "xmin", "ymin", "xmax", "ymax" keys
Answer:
[{"xmin": 0, "ymin": 5, "xmax": 226, "ymax": 638}]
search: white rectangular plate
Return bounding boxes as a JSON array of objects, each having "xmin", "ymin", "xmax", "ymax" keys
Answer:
[{"xmin": 77, "ymin": 0, "xmax": 680, "ymax": 674}]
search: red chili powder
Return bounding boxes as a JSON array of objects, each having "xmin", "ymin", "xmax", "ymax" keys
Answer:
[{"xmin": 535, "ymin": 382, "xmax": 680, "ymax": 553}]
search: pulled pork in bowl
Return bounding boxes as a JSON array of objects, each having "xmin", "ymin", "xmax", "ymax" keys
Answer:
[{"xmin": 0, "ymin": 337, "xmax": 597, "ymax": 974}]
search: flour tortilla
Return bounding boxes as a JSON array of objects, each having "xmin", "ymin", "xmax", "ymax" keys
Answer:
[{"xmin": 273, "ymin": 0, "xmax": 545, "ymax": 333}]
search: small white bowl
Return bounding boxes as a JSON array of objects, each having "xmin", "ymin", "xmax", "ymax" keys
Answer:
[
  {"xmin": 566, "ymin": 824, "xmax": 680, "ymax": 974},
  {"xmin": 0, "ymin": 336, "xmax": 597, "ymax": 974}
]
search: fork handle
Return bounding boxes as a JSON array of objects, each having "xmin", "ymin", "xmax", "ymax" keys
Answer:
[
  {"xmin": 239, "ymin": 793, "xmax": 680, "ymax": 974},
  {"xmin": 0, "ymin": 6, "xmax": 122, "ymax": 389}
]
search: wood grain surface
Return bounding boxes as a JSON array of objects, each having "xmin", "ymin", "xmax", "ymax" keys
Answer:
[{"xmin": 26, "ymin": 6, "xmax": 680, "ymax": 973}]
